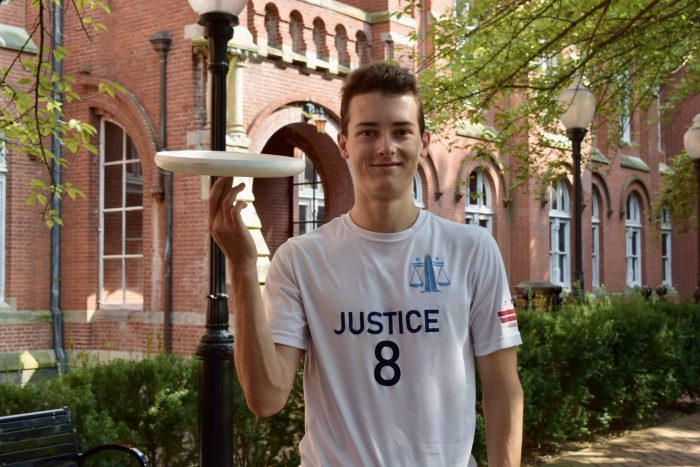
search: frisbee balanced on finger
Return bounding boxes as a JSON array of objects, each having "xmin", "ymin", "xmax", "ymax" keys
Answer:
[{"xmin": 155, "ymin": 150, "xmax": 306, "ymax": 178}]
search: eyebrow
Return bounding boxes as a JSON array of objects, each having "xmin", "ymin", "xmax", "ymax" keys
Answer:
[{"xmin": 353, "ymin": 121, "xmax": 417, "ymax": 128}]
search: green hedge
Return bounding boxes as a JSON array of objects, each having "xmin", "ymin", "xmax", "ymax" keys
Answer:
[
  {"xmin": 516, "ymin": 299, "xmax": 700, "ymax": 449},
  {"xmin": 0, "ymin": 354, "xmax": 302, "ymax": 466},
  {"xmin": 1, "ymin": 300, "xmax": 698, "ymax": 465}
]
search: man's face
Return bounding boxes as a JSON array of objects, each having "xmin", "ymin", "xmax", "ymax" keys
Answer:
[{"xmin": 337, "ymin": 92, "xmax": 430, "ymax": 204}]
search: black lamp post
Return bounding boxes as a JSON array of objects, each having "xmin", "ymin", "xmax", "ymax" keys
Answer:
[
  {"xmin": 558, "ymin": 76, "xmax": 596, "ymax": 298},
  {"xmin": 187, "ymin": 1, "xmax": 246, "ymax": 465},
  {"xmin": 684, "ymin": 114, "xmax": 700, "ymax": 303}
]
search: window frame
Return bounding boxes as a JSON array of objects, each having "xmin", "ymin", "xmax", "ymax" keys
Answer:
[
  {"xmin": 0, "ymin": 147, "xmax": 6, "ymax": 306},
  {"xmin": 465, "ymin": 169, "xmax": 493, "ymax": 233},
  {"xmin": 591, "ymin": 190, "xmax": 601, "ymax": 290},
  {"xmin": 412, "ymin": 171, "xmax": 424, "ymax": 208},
  {"xmin": 292, "ymin": 152, "xmax": 325, "ymax": 236},
  {"xmin": 625, "ymin": 193, "xmax": 642, "ymax": 287},
  {"xmin": 661, "ymin": 207, "xmax": 672, "ymax": 286},
  {"xmin": 549, "ymin": 180, "xmax": 571, "ymax": 289},
  {"xmin": 98, "ymin": 119, "xmax": 144, "ymax": 308}
]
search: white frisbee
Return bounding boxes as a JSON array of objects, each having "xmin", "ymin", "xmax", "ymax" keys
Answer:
[{"xmin": 155, "ymin": 150, "xmax": 305, "ymax": 178}]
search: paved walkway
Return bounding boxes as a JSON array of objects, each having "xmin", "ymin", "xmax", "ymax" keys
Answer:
[{"xmin": 544, "ymin": 412, "xmax": 700, "ymax": 466}]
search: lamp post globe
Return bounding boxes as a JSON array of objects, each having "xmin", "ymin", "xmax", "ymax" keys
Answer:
[
  {"xmin": 187, "ymin": 0, "xmax": 245, "ymax": 465},
  {"xmin": 558, "ymin": 76, "xmax": 596, "ymax": 299},
  {"xmin": 558, "ymin": 76, "xmax": 596, "ymax": 130},
  {"xmin": 684, "ymin": 114, "xmax": 700, "ymax": 303},
  {"xmin": 685, "ymin": 114, "xmax": 700, "ymax": 160},
  {"xmin": 187, "ymin": 0, "xmax": 247, "ymax": 15}
]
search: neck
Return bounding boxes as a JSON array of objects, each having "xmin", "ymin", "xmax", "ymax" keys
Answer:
[{"xmin": 349, "ymin": 197, "xmax": 420, "ymax": 233}]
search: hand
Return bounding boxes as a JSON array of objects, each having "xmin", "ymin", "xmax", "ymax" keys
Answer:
[{"xmin": 208, "ymin": 178, "xmax": 258, "ymax": 272}]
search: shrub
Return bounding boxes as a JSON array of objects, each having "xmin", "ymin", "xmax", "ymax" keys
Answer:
[
  {"xmin": 516, "ymin": 299, "xmax": 700, "ymax": 449},
  {"xmin": 2, "ymin": 300, "xmax": 697, "ymax": 464}
]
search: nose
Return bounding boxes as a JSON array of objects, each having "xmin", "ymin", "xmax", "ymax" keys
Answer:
[{"xmin": 377, "ymin": 132, "xmax": 396, "ymax": 156}]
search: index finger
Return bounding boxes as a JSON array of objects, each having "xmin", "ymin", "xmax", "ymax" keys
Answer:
[{"xmin": 208, "ymin": 176, "xmax": 234, "ymax": 221}]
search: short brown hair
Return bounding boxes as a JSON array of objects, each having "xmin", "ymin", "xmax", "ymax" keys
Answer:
[{"xmin": 340, "ymin": 62, "xmax": 425, "ymax": 135}]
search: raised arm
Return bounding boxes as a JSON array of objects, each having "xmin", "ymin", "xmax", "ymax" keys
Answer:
[
  {"xmin": 209, "ymin": 178, "xmax": 304, "ymax": 418},
  {"xmin": 475, "ymin": 346, "xmax": 523, "ymax": 467}
]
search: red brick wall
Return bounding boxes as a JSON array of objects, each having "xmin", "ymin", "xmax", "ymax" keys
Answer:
[{"xmin": 2, "ymin": 0, "xmax": 698, "ymax": 367}]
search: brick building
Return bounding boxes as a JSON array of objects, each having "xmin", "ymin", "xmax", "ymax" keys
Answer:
[{"xmin": 1, "ymin": 0, "xmax": 698, "ymax": 380}]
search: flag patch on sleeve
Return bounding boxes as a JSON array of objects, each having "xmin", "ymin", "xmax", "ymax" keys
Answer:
[{"xmin": 498, "ymin": 309, "xmax": 517, "ymax": 324}]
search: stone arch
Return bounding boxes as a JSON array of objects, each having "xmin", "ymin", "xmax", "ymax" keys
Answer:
[
  {"xmin": 289, "ymin": 10, "xmax": 305, "ymax": 54},
  {"xmin": 355, "ymin": 30, "xmax": 370, "ymax": 65},
  {"xmin": 619, "ymin": 175, "xmax": 652, "ymax": 220},
  {"xmin": 418, "ymin": 151, "xmax": 441, "ymax": 203},
  {"xmin": 313, "ymin": 17, "xmax": 329, "ymax": 61},
  {"xmin": 81, "ymin": 78, "xmax": 158, "ymax": 190},
  {"xmin": 455, "ymin": 150, "xmax": 508, "ymax": 206},
  {"xmin": 335, "ymin": 24, "xmax": 350, "ymax": 66},
  {"xmin": 264, "ymin": 3, "xmax": 281, "ymax": 48},
  {"xmin": 591, "ymin": 171, "xmax": 613, "ymax": 218},
  {"xmin": 248, "ymin": 102, "xmax": 352, "ymax": 255}
]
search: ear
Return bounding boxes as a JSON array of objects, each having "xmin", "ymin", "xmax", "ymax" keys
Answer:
[
  {"xmin": 337, "ymin": 132, "xmax": 349, "ymax": 159},
  {"xmin": 420, "ymin": 131, "xmax": 431, "ymax": 158}
]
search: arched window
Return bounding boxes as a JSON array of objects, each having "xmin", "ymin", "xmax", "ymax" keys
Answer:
[
  {"xmin": 265, "ymin": 4, "xmax": 281, "ymax": 48},
  {"xmin": 99, "ymin": 120, "xmax": 143, "ymax": 307},
  {"xmin": 625, "ymin": 193, "xmax": 642, "ymax": 287},
  {"xmin": 293, "ymin": 152, "xmax": 324, "ymax": 236},
  {"xmin": 412, "ymin": 171, "xmax": 424, "ymax": 208},
  {"xmin": 661, "ymin": 207, "xmax": 672, "ymax": 286},
  {"xmin": 355, "ymin": 31, "xmax": 370, "ymax": 65},
  {"xmin": 465, "ymin": 170, "xmax": 492, "ymax": 232},
  {"xmin": 0, "ymin": 146, "xmax": 6, "ymax": 306},
  {"xmin": 290, "ymin": 11, "xmax": 305, "ymax": 54},
  {"xmin": 591, "ymin": 189, "xmax": 601, "ymax": 289},
  {"xmin": 549, "ymin": 180, "xmax": 570, "ymax": 288},
  {"xmin": 313, "ymin": 18, "xmax": 328, "ymax": 61},
  {"xmin": 335, "ymin": 25, "xmax": 350, "ymax": 66}
]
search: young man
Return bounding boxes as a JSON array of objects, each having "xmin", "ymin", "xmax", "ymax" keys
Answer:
[{"xmin": 209, "ymin": 63, "xmax": 523, "ymax": 466}]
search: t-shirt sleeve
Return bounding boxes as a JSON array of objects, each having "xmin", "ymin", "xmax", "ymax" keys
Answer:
[
  {"xmin": 469, "ymin": 231, "xmax": 521, "ymax": 356},
  {"xmin": 262, "ymin": 241, "xmax": 309, "ymax": 350}
]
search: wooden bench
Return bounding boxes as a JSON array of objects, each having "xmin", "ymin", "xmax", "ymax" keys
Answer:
[{"xmin": 0, "ymin": 407, "xmax": 148, "ymax": 466}]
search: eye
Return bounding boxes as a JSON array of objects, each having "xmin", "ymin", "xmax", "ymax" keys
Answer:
[{"xmin": 395, "ymin": 128, "xmax": 412, "ymax": 136}]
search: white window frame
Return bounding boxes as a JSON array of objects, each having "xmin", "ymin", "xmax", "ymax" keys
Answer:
[
  {"xmin": 412, "ymin": 172, "xmax": 424, "ymax": 208},
  {"xmin": 0, "ymin": 147, "xmax": 6, "ymax": 307},
  {"xmin": 656, "ymin": 93, "xmax": 664, "ymax": 153},
  {"xmin": 293, "ymin": 152, "xmax": 325, "ymax": 236},
  {"xmin": 591, "ymin": 190, "xmax": 601, "ymax": 290},
  {"xmin": 99, "ymin": 119, "xmax": 144, "ymax": 308},
  {"xmin": 625, "ymin": 193, "xmax": 642, "ymax": 287},
  {"xmin": 620, "ymin": 75, "xmax": 632, "ymax": 144},
  {"xmin": 661, "ymin": 207, "xmax": 672, "ymax": 286},
  {"xmin": 465, "ymin": 170, "xmax": 493, "ymax": 233},
  {"xmin": 549, "ymin": 180, "xmax": 571, "ymax": 289}
]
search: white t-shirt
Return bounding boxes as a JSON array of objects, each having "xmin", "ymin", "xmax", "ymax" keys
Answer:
[{"xmin": 263, "ymin": 209, "xmax": 521, "ymax": 466}]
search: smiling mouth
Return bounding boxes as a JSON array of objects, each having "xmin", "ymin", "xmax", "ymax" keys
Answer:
[{"xmin": 370, "ymin": 162, "xmax": 402, "ymax": 167}]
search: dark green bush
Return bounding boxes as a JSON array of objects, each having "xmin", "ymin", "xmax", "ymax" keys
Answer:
[
  {"xmin": 516, "ymin": 299, "xmax": 700, "ymax": 449},
  {"xmin": 2, "ymin": 300, "xmax": 698, "ymax": 465},
  {"xmin": 0, "ymin": 354, "xmax": 303, "ymax": 466}
]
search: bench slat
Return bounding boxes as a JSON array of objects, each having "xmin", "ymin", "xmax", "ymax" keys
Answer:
[
  {"xmin": 1, "ymin": 431, "xmax": 78, "ymax": 456},
  {"xmin": 0, "ymin": 422, "xmax": 75, "ymax": 443},
  {"xmin": 0, "ymin": 414, "xmax": 71, "ymax": 434},
  {"xmin": 0, "ymin": 407, "xmax": 147, "ymax": 467},
  {"xmin": 0, "ymin": 441, "xmax": 78, "ymax": 465}
]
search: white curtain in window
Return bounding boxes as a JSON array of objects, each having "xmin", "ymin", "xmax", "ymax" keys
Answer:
[
  {"xmin": 549, "ymin": 180, "xmax": 570, "ymax": 288},
  {"xmin": 465, "ymin": 170, "xmax": 493, "ymax": 232},
  {"xmin": 591, "ymin": 191, "xmax": 601, "ymax": 289},
  {"xmin": 625, "ymin": 193, "xmax": 642, "ymax": 287}
]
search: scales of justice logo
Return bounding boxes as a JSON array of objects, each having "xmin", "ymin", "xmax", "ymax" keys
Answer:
[{"xmin": 410, "ymin": 255, "xmax": 451, "ymax": 293}]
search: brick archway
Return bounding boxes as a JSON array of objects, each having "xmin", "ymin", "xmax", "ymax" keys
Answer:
[{"xmin": 253, "ymin": 121, "xmax": 352, "ymax": 256}]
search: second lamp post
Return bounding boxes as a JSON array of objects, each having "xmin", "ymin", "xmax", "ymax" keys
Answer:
[{"xmin": 558, "ymin": 76, "xmax": 596, "ymax": 297}]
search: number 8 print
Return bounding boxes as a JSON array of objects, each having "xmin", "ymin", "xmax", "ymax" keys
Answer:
[{"xmin": 374, "ymin": 340, "xmax": 401, "ymax": 386}]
